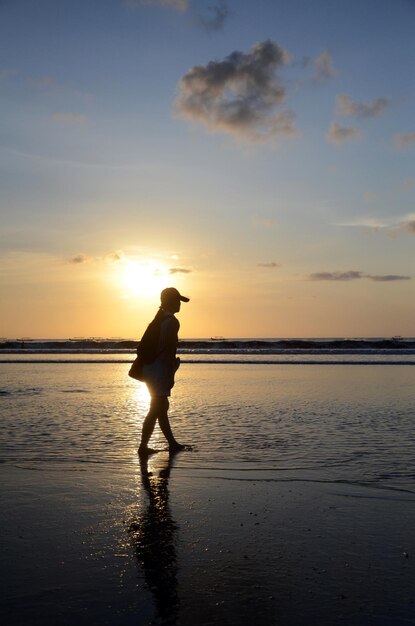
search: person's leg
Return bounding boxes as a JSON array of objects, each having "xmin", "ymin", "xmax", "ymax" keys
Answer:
[
  {"xmin": 157, "ymin": 398, "xmax": 186, "ymax": 452},
  {"xmin": 138, "ymin": 396, "xmax": 161, "ymax": 454}
]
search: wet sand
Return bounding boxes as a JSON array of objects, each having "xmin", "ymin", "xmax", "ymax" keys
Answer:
[{"xmin": 1, "ymin": 453, "xmax": 414, "ymax": 626}]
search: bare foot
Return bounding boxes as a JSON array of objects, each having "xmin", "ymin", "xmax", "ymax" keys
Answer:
[
  {"xmin": 169, "ymin": 443, "xmax": 192, "ymax": 453},
  {"xmin": 138, "ymin": 446, "xmax": 160, "ymax": 456}
]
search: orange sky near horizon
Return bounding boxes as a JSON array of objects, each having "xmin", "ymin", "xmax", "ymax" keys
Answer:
[{"xmin": 1, "ymin": 248, "xmax": 413, "ymax": 339}]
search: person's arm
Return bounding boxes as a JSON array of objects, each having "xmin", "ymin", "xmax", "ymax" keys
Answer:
[{"xmin": 162, "ymin": 317, "xmax": 180, "ymax": 370}]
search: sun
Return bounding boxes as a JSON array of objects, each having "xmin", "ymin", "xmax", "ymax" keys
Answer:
[{"xmin": 120, "ymin": 260, "xmax": 168, "ymax": 298}]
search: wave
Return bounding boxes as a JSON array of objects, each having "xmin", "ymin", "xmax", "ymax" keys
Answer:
[
  {"xmin": 1, "ymin": 338, "xmax": 415, "ymax": 353},
  {"xmin": 1, "ymin": 358, "xmax": 415, "ymax": 365}
]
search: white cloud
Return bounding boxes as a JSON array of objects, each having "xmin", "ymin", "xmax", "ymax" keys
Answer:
[
  {"xmin": 336, "ymin": 94, "xmax": 390, "ymax": 118},
  {"xmin": 336, "ymin": 213, "xmax": 415, "ymax": 238},
  {"xmin": 335, "ymin": 217, "xmax": 390, "ymax": 229},
  {"xmin": 175, "ymin": 40, "xmax": 298, "ymax": 143},
  {"xmin": 326, "ymin": 122, "xmax": 360, "ymax": 144}
]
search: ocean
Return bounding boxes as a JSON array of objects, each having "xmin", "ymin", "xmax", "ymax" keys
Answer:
[
  {"xmin": 1, "ymin": 358, "xmax": 414, "ymax": 493},
  {"xmin": 1, "ymin": 336, "xmax": 415, "ymax": 365},
  {"xmin": 1, "ymin": 352, "xmax": 415, "ymax": 625}
]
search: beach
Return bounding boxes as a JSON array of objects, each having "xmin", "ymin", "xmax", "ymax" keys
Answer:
[{"xmin": 1, "ymin": 361, "xmax": 415, "ymax": 624}]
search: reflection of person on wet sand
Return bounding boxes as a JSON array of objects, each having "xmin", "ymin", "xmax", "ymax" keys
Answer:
[
  {"xmin": 129, "ymin": 454, "xmax": 179, "ymax": 625},
  {"xmin": 138, "ymin": 287, "xmax": 190, "ymax": 456}
]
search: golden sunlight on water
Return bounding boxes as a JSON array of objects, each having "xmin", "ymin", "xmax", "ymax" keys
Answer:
[
  {"xmin": 0, "ymin": 363, "xmax": 414, "ymax": 494},
  {"xmin": 133, "ymin": 380, "xmax": 151, "ymax": 406}
]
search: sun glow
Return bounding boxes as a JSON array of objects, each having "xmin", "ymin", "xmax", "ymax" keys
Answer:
[{"xmin": 119, "ymin": 260, "xmax": 169, "ymax": 298}]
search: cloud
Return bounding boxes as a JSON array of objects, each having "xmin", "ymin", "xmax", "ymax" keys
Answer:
[
  {"xmin": 401, "ymin": 220, "xmax": 415, "ymax": 234},
  {"xmin": 335, "ymin": 217, "xmax": 390, "ymax": 229},
  {"xmin": 106, "ymin": 251, "xmax": 125, "ymax": 262},
  {"xmin": 197, "ymin": 1, "xmax": 230, "ymax": 32},
  {"xmin": 336, "ymin": 94, "xmax": 390, "ymax": 118},
  {"xmin": 169, "ymin": 267, "xmax": 192, "ymax": 274},
  {"xmin": 366, "ymin": 274, "xmax": 411, "ymax": 282},
  {"xmin": 394, "ymin": 133, "xmax": 415, "ymax": 149},
  {"xmin": 53, "ymin": 112, "xmax": 87, "ymax": 124},
  {"xmin": 326, "ymin": 122, "xmax": 360, "ymax": 144},
  {"xmin": 336, "ymin": 213, "xmax": 415, "ymax": 237},
  {"xmin": 69, "ymin": 251, "xmax": 123, "ymax": 264},
  {"xmin": 68, "ymin": 254, "xmax": 91, "ymax": 264},
  {"xmin": 313, "ymin": 51, "xmax": 336, "ymax": 81},
  {"xmin": 257, "ymin": 262, "xmax": 281, "ymax": 268},
  {"xmin": 308, "ymin": 271, "xmax": 363, "ymax": 281},
  {"xmin": 175, "ymin": 39, "xmax": 298, "ymax": 142},
  {"xmin": 308, "ymin": 270, "xmax": 411, "ymax": 282},
  {"xmin": 126, "ymin": 0, "xmax": 188, "ymax": 10}
]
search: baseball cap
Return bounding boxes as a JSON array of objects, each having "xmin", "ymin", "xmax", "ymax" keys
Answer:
[{"xmin": 160, "ymin": 287, "xmax": 190, "ymax": 304}]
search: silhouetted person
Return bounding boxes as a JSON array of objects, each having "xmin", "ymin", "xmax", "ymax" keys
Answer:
[
  {"xmin": 129, "ymin": 454, "xmax": 179, "ymax": 625},
  {"xmin": 138, "ymin": 287, "xmax": 190, "ymax": 455}
]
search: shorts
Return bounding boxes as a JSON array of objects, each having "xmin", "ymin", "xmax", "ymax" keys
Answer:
[{"xmin": 142, "ymin": 358, "xmax": 174, "ymax": 397}]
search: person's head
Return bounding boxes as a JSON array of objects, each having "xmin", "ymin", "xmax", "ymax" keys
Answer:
[{"xmin": 160, "ymin": 287, "xmax": 190, "ymax": 313}]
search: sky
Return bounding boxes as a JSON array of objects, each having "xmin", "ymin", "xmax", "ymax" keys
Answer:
[{"xmin": 1, "ymin": 0, "xmax": 414, "ymax": 338}]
